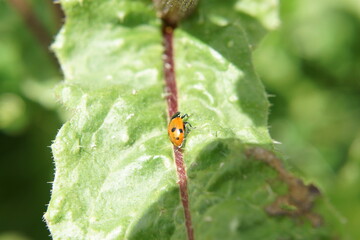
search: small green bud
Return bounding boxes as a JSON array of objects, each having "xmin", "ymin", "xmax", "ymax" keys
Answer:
[{"xmin": 153, "ymin": 0, "xmax": 199, "ymax": 26}]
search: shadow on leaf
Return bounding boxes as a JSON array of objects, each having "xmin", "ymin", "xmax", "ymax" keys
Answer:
[{"xmin": 128, "ymin": 139, "xmax": 329, "ymax": 239}]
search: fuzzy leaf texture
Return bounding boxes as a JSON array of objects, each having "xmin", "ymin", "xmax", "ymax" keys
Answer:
[{"xmin": 45, "ymin": 0, "xmax": 335, "ymax": 239}]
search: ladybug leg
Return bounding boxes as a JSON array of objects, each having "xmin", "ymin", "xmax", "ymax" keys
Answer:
[
  {"xmin": 184, "ymin": 121, "xmax": 193, "ymax": 128},
  {"xmin": 181, "ymin": 113, "xmax": 189, "ymax": 119}
]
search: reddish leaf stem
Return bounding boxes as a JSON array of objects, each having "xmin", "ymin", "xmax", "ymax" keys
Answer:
[
  {"xmin": 7, "ymin": 0, "xmax": 60, "ymax": 68},
  {"xmin": 162, "ymin": 21, "xmax": 194, "ymax": 240},
  {"xmin": 162, "ymin": 23, "xmax": 178, "ymax": 118},
  {"xmin": 174, "ymin": 147, "xmax": 194, "ymax": 240}
]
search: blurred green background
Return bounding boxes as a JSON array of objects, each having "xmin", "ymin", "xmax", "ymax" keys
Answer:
[
  {"xmin": 0, "ymin": 0, "xmax": 359, "ymax": 239},
  {"xmin": 254, "ymin": 0, "xmax": 360, "ymax": 239},
  {"xmin": 0, "ymin": 0, "xmax": 63, "ymax": 239}
]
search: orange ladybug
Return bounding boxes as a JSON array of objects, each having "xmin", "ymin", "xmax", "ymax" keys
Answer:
[{"xmin": 168, "ymin": 112, "xmax": 192, "ymax": 148}]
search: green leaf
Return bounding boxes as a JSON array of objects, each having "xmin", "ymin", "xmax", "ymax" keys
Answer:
[{"xmin": 45, "ymin": 0, "xmax": 336, "ymax": 239}]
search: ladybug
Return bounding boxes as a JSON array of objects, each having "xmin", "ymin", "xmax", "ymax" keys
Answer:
[{"xmin": 168, "ymin": 112, "xmax": 192, "ymax": 148}]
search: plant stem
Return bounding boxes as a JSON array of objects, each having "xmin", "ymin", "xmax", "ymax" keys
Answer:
[
  {"xmin": 162, "ymin": 21, "xmax": 194, "ymax": 240},
  {"xmin": 162, "ymin": 23, "xmax": 178, "ymax": 118},
  {"xmin": 174, "ymin": 147, "xmax": 194, "ymax": 240},
  {"xmin": 7, "ymin": 0, "xmax": 60, "ymax": 68}
]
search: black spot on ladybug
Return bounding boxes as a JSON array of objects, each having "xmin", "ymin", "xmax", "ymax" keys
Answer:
[
  {"xmin": 179, "ymin": 129, "xmax": 183, "ymax": 133},
  {"xmin": 176, "ymin": 137, "xmax": 180, "ymax": 140},
  {"xmin": 171, "ymin": 127, "xmax": 176, "ymax": 132}
]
